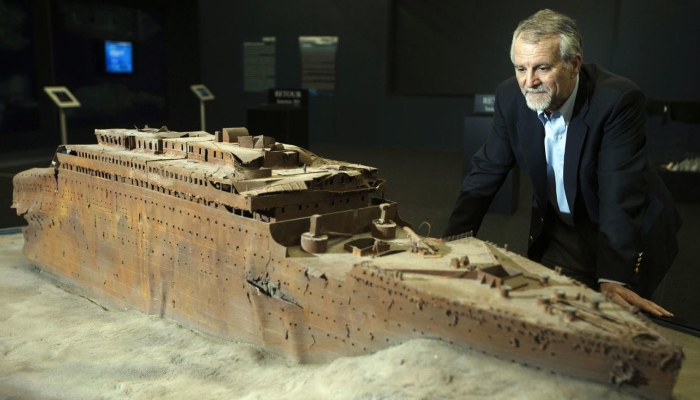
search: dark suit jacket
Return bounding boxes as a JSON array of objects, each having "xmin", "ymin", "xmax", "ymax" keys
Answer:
[{"xmin": 444, "ymin": 63, "xmax": 681, "ymax": 298}]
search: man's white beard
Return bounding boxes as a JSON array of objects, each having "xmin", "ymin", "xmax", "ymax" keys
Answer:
[{"xmin": 523, "ymin": 88, "xmax": 552, "ymax": 111}]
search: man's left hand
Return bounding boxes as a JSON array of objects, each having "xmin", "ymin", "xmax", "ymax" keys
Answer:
[{"xmin": 599, "ymin": 282, "xmax": 673, "ymax": 317}]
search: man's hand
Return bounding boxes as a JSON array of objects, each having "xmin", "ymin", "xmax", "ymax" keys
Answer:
[{"xmin": 599, "ymin": 282, "xmax": 673, "ymax": 317}]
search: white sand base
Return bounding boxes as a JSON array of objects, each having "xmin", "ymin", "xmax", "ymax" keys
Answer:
[{"xmin": 0, "ymin": 232, "xmax": 655, "ymax": 399}]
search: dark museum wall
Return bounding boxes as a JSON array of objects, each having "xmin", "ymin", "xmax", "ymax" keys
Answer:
[{"xmin": 2, "ymin": 0, "xmax": 698, "ymax": 154}]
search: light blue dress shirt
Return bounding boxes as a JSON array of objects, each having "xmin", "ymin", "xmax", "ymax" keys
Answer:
[{"xmin": 537, "ymin": 75, "xmax": 579, "ymax": 226}]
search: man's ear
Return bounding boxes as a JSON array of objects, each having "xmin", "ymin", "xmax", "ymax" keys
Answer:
[{"xmin": 570, "ymin": 54, "xmax": 582, "ymax": 77}]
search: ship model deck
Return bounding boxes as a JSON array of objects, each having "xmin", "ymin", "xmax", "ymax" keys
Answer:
[{"xmin": 12, "ymin": 126, "xmax": 683, "ymax": 399}]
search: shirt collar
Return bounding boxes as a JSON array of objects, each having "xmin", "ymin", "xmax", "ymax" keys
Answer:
[{"xmin": 538, "ymin": 74, "xmax": 579, "ymax": 125}]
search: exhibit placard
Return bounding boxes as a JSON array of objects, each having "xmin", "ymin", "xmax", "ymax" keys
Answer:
[
  {"xmin": 299, "ymin": 36, "xmax": 338, "ymax": 92},
  {"xmin": 190, "ymin": 84, "xmax": 215, "ymax": 101},
  {"xmin": 243, "ymin": 37, "xmax": 276, "ymax": 92},
  {"xmin": 474, "ymin": 94, "xmax": 495, "ymax": 114},
  {"xmin": 44, "ymin": 86, "xmax": 81, "ymax": 108}
]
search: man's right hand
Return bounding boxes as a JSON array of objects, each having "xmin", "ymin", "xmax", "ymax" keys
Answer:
[{"xmin": 600, "ymin": 282, "xmax": 673, "ymax": 317}]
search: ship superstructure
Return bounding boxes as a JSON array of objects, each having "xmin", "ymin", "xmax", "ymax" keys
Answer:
[{"xmin": 12, "ymin": 127, "xmax": 683, "ymax": 399}]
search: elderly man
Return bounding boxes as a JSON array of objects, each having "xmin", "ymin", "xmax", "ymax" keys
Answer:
[{"xmin": 444, "ymin": 9, "xmax": 681, "ymax": 316}]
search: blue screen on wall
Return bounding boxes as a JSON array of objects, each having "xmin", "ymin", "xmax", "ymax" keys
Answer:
[{"xmin": 104, "ymin": 41, "xmax": 133, "ymax": 74}]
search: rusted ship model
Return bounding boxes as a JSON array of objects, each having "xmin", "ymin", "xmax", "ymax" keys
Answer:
[{"xmin": 12, "ymin": 127, "xmax": 683, "ymax": 399}]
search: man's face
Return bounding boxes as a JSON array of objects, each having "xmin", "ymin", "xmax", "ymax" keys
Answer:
[{"xmin": 512, "ymin": 35, "xmax": 581, "ymax": 113}]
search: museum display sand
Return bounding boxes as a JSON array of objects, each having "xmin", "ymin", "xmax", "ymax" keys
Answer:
[{"xmin": 0, "ymin": 232, "xmax": 649, "ymax": 400}]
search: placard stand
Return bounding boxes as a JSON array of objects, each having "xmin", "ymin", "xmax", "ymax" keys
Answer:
[
  {"xmin": 44, "ymin": 86, "xmax": 81, "ymax": 145},
  {"xmin": 190, "ymin": 84, "xmax": 215, "ymax": 132}
]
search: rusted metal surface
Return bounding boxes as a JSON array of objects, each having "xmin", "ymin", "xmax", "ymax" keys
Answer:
[{"xmin": 12, "ymin": 127, "xmax": 683, "ymax": 399}]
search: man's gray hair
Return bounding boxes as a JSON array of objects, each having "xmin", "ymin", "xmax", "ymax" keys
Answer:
[{"xmin": 510, "ymin": 9, "xmax": 583, "ymax": 68}]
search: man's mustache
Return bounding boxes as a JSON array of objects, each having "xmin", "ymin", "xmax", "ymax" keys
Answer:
[{"xmin": 524, "ymin": 87, "xmax": 549, "ymax": 94}]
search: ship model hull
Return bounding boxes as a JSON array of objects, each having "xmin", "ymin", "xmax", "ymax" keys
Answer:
[{"xmin": 12, "ymin": 127, "xmax": 683, "ymax": 399}]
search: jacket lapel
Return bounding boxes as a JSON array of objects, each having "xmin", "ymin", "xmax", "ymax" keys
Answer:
[
  {"xmin": 517, "ymin": 111, "xmax": 548, "ymax": 209},
  {"xmin": 563, "ymin": 71, "xmax": 592, "ymax": 214}
]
